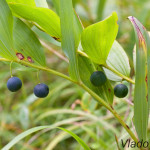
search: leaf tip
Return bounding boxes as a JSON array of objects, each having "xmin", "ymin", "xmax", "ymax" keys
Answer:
[{"xmin": 128, "ymin": 16, "xmax": 146, "ymax": 50}]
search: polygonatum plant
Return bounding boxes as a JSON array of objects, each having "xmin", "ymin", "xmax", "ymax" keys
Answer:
[{"xmin": 1, "ymin": 0, "xmax": 150, "ymax": 149}]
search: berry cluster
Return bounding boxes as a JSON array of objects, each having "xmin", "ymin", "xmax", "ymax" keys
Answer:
[
  {"xmin": 7, "ymin": 77, "xmax": 49, "ymax": 98},
  {"xmin": 90, "ymin": 71, "xmax": 128, "ymax": 98},
  {"xmin": 7, "ymin": 71, "xmax": 128, "ymax": 99}
]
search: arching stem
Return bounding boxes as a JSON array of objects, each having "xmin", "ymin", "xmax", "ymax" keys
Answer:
[{"xmin": 0, "ymin": 58, "xmax": 138, "ymax": 142}]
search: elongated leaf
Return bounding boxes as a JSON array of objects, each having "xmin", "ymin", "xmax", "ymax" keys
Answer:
[
  {"xmin": 129, "ymin": 16, "xmax": 148, "ymax": 141},
  {"xmin": 45, "ymin": 126, "xmax": 78, "ymax": 150},
  {"xmin": 81, "ymin": 12, "xmax": 118, "ymax": 64},
  {"xmin": 96, "ymin": 0, "xmax": 106, "ymax": 21},
  {"xmin": 13, "ymin": 18, "xmax": 46, "ymax": 66},
  {"xmin": 2, "ymin": 126, "xmax": 48, "ymax": 150},
  {"xmin": 0, "ymin": 0, "xmax": 16, "ymax": 59},
  {"xmin": 59, "ymin": 0, "xmax": 82, "ymax": 81},
  {"xmin": 78, "ymin": 55, "xmax": 114, "ymax": 104},
  {"xmin": 104, "ymin": 41, "xmax": 131, "ymax": 81},
  {"xmin": 57, "ymin": 127, "xmax": 91, "ymax": 150},
  {"xmin": 133, "ymin": 32, "xmax": 150, "ymax": 73},
  {"xmin": 8, "ymin": 3, "xmax": 61, "ymax": 40},
  {"xmin": 52, "ymin": 0, "xmax": 60, "ymax": 15},
  {"xmin": 2, "ymin": 117, "xmax": 85, "ymax": 150},
  {"xmin": 145, "ymin": 35, "xmax": 150, "ymax": 110}
]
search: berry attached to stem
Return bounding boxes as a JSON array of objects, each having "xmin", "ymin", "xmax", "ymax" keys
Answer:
[
  {"xmin": 7, "ymin": 77, "xmax": 22, "ymax": 92},
  {"xmin": 114, "ymin": 84, "xmax": 128, "ymax": 98},
  {"xmin": 90, "ymin": 71, "xmax": 107, "ymax": 87},
  {"xmin": 34, "ymin": 83, "xmax": 49, "ymax": 98}
]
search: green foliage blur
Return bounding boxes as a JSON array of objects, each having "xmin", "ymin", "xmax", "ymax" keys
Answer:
[{"xmin": 1, "ymin": 0, "xmax": 150, "ymax": 149}]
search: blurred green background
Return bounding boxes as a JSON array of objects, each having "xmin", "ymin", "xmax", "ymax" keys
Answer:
[{"xmin": 1, "ymin": 0, "xmax": 150, "ymax": 149}]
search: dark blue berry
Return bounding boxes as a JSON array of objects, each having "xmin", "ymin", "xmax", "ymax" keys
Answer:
[
  {"xmin": 7, "ymin": 77, "xmax": 22, "ymax": 92},
  {"xmin": 34, "ymin": 83, "xmax": 49, "ymax": 98},
  {"xmin": 90, "ymin": 71, "xmax": 107, "ymax": 87},
  {"xmin": 114, "ymin": 84, "xmax": 128, "ymax": 98}
]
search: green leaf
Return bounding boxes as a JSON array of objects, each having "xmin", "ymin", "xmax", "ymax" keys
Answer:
[
  {"xmin": 45, "ymin": 126, "xmax": 78, "ymax": 150},
  {"xmin": 81, "ymin": 12, "xmax": 118, "ymax": 64},
  {"xmin": 146, "ymin": 34, "xmax": 150, "ymax": 111},
  {"xmin": 52, "ymin": 0, "xmax": 60, "ymax": 15},
  {"xmin": 13, "ymin": 18, "xmax": 46, "ymax": 66},
  {"xmin": 2, "ymin": 117, "xmax": 85, "ymax": 150},
  {"xmin": 6, "ymin": 0, "xmax": 36, "ymax": 6},
  {"xmin": 78, "ymin": 55, "xmax": 114, "ymax": 104},
  {"xmin": 96, "ymin": 0, "xmax": 107, "ymax": 21},
  {"xmin": 129, "ymin": 16, "xmax": 149, "ymax": 141},
  {"xmin": 104, "ymin": 41, "xmax": 131, "ymax": 81},
  {"xmin": 2, "ymin": 126, "xmax": 48, "ymax": 150},
  {"xmin": 57, "ymin": 127, "xmax": 91, "ymax": 150},
  {"xmin": 8, "ymin": 3, "xmax": 61, "ymax": 41},
  {"xmin": 59, "ymin": 0, "xmax": 82, "ymax": 81},
  {"xmin": 0, "ymin": 0, "xmax": 16, "ymax": 59}
]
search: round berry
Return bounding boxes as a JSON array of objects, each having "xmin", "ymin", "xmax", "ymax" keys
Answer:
[
  {"xmin": 90, "ymin": 71, "xmax": 107, "ymax": 87},
  {"xmin": 114, "ymin": 84, "xmax": 128, "ymax": 98},
  {"xmin": 34, "ymin": 83, "xmax": 49, "ymax": 98},
  {"xmin": 7, "ymin": 77, "xmax": 22, "ymax": 92}
]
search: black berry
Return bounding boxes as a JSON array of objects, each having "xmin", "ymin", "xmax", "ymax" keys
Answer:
[
  {"xmin": 114, "ymin": 84, "xmax": 128, "ymax": 98},
  {"xmin": 90, "ymin": 71, "xmax": 107, "ymax": 87},
  {"xmin": 7, "ymin": 77, "xmax": 22, "ymax": 92},
  {"xmin": 34, "ymin": 83, "xmax": 49, "ymax": 98}
]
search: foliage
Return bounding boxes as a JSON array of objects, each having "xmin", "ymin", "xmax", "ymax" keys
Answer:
[{"xmin": 1, "ymin": 0, "xmax": 150, "ymax": 150}]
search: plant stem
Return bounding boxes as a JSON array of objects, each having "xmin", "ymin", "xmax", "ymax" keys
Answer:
[
  {"xmin": 103, "ymin": 64, "xmax": 135, "ymax": 84},
  {"xmin": 10, "ymin": 61, "xmax": 13, "ymax": 77},
  {"xmin": 0, "ymin": 58, "xmax": 75, "ymax": 83},
  {"xmin": 80, "ymin": 83, "xmax": 138, "ymax": 143},
  {"xmin": 0, "ymin": 58, "xmax": 138, "ymax": 142},
  {"xmin": 37, "ymin": 70, "xmax": 40, "ymax": 84}
]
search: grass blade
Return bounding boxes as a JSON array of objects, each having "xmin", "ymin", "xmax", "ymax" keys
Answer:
[
  {"xmin": 57, "ymin": 127, "xmax": 91, "ymax": 150},
  {"xmin": 2, "ymin": 117, "xmax": 86, "ymax": 150},
  {"xmin": 129, "ymin": 16, "xmax": 148, "ymax": 141}
]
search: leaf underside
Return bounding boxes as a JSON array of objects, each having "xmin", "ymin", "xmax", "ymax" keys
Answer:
[
  {"xmin": 8, "ymin": 3, "xmax": 61, "ymax": 40},
  {"xmin": 104, "ymin": 40, "xmax": 130, "ymax": 81}
]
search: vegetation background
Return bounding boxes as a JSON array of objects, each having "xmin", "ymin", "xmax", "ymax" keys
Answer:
[{"xmin": 1, "ymin": 0, "xmax": 150, "ymax": 149}]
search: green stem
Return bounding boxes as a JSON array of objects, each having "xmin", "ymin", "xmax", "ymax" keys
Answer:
[
  {"xmin": 0, "ymin": 58, "xmax": 75, "ymax": 83},
  {"xmin": 103, "ymin": 64, "xmax": 135, "ymax": 84},
  {"xmin": 0, "ymin": 58, "xmax": 138, "ymax": 142},
  {"xmin": 80, "ymin": 83, "xmax": 138, "ymax": 143},
  {"xmin": 10, "ymin": 61, "xmax": 13, "ymax": 77},
  {"xmin": 37, "ymin": 70, "xmax": 40, "ymax": 84}
]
